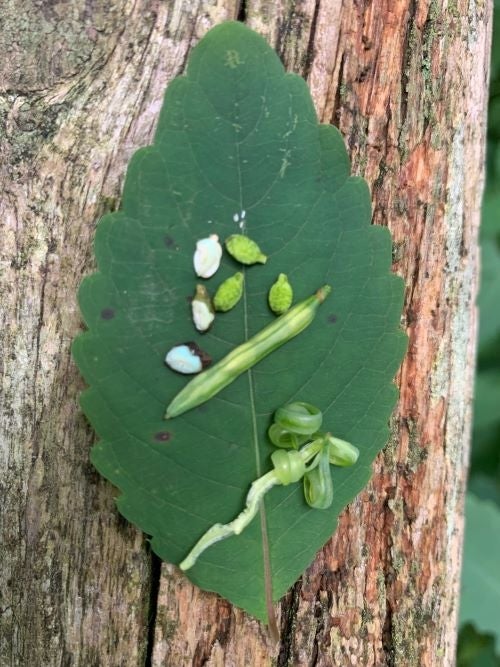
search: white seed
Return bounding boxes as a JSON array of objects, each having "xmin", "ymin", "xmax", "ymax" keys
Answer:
[
  {"xmin": 192, "ymin": 300, "xmax": 215, "ymax": 331},
  {"xmin": 193, "ymin": 234, "xmax": 222, "ymax": 278},
  {"xmin": 165, "ymin": 344, "xmax": 203, "ymax": 374},
  {"xmin": 191, "ymin": 285, "xmax": 215, "ymax": 332}
]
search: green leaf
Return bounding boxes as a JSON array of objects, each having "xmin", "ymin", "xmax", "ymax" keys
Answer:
[
  {"xmin": 473, "ymin": 370, "xmax": 500, "ymax": 433},
  {"xmin": 458, "ymin": 624, "xmax": 500, "ymax": 667},
  {"xmin": 478, "ymin": 238, "xmax": 500, "ymax": 349},
  {"xmin": 467, "ymin": 474, "xmax": 500, "ymax": 507},
  {"xmin": 460, "ymin": 494, "xmax": 500, "ymax": 651},
  {"xmin": 481, "ymin": 190, "xmax": 500, "ymax": 242},
  {"xmin": 490, "ymin": 7, "xmax": 500, "ymax": 83},
  {"xmin": 73, "ymin": 21, "xmax": 406, "ymax": 622}
]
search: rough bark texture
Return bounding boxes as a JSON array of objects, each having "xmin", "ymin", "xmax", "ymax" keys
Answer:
[{"xmin": 0, "ymin": 1, "xmax": 490, "ymax": 665}]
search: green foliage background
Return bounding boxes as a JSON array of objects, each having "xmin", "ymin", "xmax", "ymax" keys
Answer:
[{"xmin": 458, "ymin": 3, "xmax": 500, "ymax": 663}]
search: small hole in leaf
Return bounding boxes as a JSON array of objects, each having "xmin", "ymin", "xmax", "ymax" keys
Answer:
[
  {"xmin": 154, "ymin": 431, "xmax": 172, "ymax": 442},
  {"xmin": 101, "ymin": 308, "xmax": 115, "ymax": 320}
]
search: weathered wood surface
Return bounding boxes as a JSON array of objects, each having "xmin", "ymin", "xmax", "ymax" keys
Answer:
[{"xmin": 0, "ymin": 1, "xmax": 490, "ymax": 665}]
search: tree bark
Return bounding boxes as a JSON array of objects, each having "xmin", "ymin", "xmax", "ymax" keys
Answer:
[{"xmin": 0, "ymin": 1, "xmax": 490, "ymax": 666}]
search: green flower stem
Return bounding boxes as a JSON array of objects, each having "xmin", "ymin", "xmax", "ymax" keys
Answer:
[
  {"xmin": 179, "ymin": 439, "xmax": 324, "ymax": 571},
  {"xmin": 179, "ymin": 470, "xmax": 277, "ymax": 571}
]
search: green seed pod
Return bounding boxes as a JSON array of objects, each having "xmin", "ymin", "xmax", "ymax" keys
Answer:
[
  {"xmin": 191, "ymin": 284, "xmax": 215, "ymax": 332},
  {"xmin": 213, "ymin": 272, "xmax": 244, "ymax": 312},
  {"xmin": 225, "ymin": 234, "xmax": 267, "ymax": 265},
  {"xmin": 268, "ymin": 273, "xmax": 293, "ymax": 314}
]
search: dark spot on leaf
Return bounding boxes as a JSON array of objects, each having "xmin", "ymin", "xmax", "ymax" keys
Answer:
[
  {"xmin": 327, "ymin": 314, "xmax": 337, "ymax": 324},
  {"xmin": 164, "ymin": 234, "xmax": 176, "ymax": 248},
  {"xmin": 154, "ymin": 431, "xmax": 172, "ymax": 442},
  {"xmin": 101, "ymin": 308, "xmax": 115, "ymax": 320},
  {"xmin": 186, "ymin": 295, "xmax": 193, "ymax": 303}
]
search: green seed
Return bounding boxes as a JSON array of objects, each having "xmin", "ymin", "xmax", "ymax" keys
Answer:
[
  {"xmin": 213, "ymin": 272, "xmax": 244, "ymax": 312},
  {"xmin": 268, "ymin": 273, "xmax": 293, "ymax": 314},
  {"xmin": 225, "ymin": 234, "xmax": 267, "ymax": 265}
]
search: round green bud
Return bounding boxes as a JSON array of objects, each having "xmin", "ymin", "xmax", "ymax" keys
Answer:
[
  {"xmin": 213, "ymin": 272, "xmax": 244, "ymax": 312},
  {"xmin": 268, "ymin": 273, "xmax": 293, "ymax": 314},
  {"xmin": 225, "ymin": 234, "xmax": 267, "ymax": 265}
]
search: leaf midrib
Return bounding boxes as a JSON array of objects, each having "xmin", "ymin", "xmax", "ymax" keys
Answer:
[{"xmin": 234, "ymin": 98, "xmax": 274, "ymax": 623}]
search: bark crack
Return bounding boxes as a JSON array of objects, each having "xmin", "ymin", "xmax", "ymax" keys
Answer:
[
  {"xmin": 277, "ymin": 579, "xmax": 302, "ymax": 666},
  {"xmin": 31, "ymin": 243, "xmax": 52, "ymax": 459},
  {"xmin": 144, "ymin": 552, "xmax": 162, "ymax": 667},
  {"xmin": 179, "ymin": 2, "xmax": 202, "ymax": 75},
  {"xmin": 303, "ymin": 0, "xmax": 321, "ymax": 80},
  {"xmin": 400, "ymin": 0, "xmax": 417, "ymax": 131},
  {"xmin": 310, "ymin": 588, "xmax": 326, "ymax": 667},
  {"xmin": 237, "ymin": 0, "xmax": 246, "ymax": 23},
  {"xmin": 331, "ymin": 52, "xmax": 346, "ymax": 126}
]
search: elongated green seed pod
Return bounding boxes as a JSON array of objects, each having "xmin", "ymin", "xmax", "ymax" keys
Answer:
[{"xmin": 166, "ymin": 284, "xmax": 331, "ymax": 419}]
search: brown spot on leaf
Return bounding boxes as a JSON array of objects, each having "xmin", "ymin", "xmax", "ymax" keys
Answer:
[
  {"xmin": 154, "ymin": 431, "xmax": 172, "ymax": 442},
  {"xmin": 100, "ymin": 308, "xmax": 115, "ymax": 320}
]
